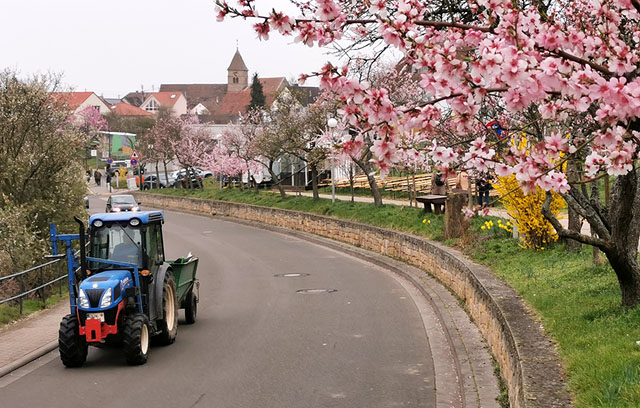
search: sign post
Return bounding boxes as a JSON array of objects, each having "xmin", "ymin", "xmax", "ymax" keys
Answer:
[{"xmin": 130, "ymin": 151, "xmax": 140, "ymax": 190}]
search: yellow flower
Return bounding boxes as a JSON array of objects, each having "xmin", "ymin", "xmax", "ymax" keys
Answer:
[
  {"xmin": 422, "ymin": 219, "xmax": 426, "ymax": 224},
  {"xmin": 481, "ymin": 226, "xmax": 486, "ymax": 230},
  {"xmin": 428, "ymin": 220, "xmax": 431, "ymax": 224}
]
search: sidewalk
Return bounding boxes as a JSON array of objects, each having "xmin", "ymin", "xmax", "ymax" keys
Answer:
[{"xmin": 0, "ymin": 296, "xmax": 67, "ymax": 377}]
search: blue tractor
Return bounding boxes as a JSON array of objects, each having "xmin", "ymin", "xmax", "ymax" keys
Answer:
[{"xmin": 51, "ymin": 211, "xmax": 199, "ymax": 366}]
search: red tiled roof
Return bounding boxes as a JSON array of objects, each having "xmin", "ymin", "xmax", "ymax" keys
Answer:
[
  {"xmin": 51, "ymin": 92, "xmax": 94, "ymax": 110},
  {"xmin": 213, "ymin": 77, "xmax": 287, "ymax": 120},
  {"xmin": 159, "ymin": 84, "xmax": 228, "ymax": 109},
  {"xmin": 147, "ymin": 91, "xmax": 184, "ymax": 108},
  {"xmin": 109, "ymin": 102, "xmax": 153, "ymax": 117}
]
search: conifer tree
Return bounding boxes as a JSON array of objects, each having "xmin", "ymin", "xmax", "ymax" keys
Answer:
[{"xmin": 248, "ymin": 73, "xmax": 265, "ymax": 111}]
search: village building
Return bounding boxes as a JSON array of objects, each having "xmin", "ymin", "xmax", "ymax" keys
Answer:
[
  {"xmin": 52, "ymin": 91, "xmax": 111, "ymax": 115},
  {"xmin": 159, "ymin": 49, "xmax": 321, "ymax": 123}
]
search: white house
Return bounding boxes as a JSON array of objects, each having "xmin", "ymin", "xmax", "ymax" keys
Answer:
[{"xmin": 139, "ymin": 92, "xmax": 188, "ymax": 117}]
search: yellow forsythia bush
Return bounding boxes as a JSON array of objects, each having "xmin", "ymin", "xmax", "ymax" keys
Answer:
[{"xmin": 493, "ymin": 175, "xmax": 565, "ymax": 249}]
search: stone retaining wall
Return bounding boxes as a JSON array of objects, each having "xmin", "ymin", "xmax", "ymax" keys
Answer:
[{"xmin": 135, "ymin": 193, "xmax": 571, "ymax": 408}]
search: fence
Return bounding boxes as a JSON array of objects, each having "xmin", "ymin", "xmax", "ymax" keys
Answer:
[
  {"xmin": 0, "ymin": 242, "xmax": 86, "ymax": 314},
  {"xmin": 0, "ymin": 257, "xmax": 66, "ymax": 313}
]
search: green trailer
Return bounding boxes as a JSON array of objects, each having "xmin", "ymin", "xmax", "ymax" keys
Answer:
[{"xmin": 170, "ymin": 256, "xmax": 199, "ymax": 324}]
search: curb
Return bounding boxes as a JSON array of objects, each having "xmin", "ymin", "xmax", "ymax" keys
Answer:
[{"xmin": 0, "ymin": 340, "xmax": 58, "ymax": 379}]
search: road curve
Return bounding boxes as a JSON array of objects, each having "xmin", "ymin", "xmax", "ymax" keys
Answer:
[{"xmin": 0, "ymin": 201, "xmax": 442, "ymax": 408}]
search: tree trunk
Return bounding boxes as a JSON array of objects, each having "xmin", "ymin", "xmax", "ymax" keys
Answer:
[
  {"xmin": 603, "ymin": 248, "xmax": 640, "ymax": 307},
  {"xmin": 566, "ymin": 160, "xmax": 582, "ymax": 252},
  {"xmin": 268, "ymin": 162, "xmax": 286, "ymax": 199},
  {"xmin": 251, "ymin": 175, "xmax": 259, "ymax": 193},
  {"xmin": 311, "ymin": 163, "xmax": 319, "ymax": 200},
  {"xmin": 543, "ymin": 169, "xmax": 640, "ymax": 307},
  {"xmin": 444, "ymin": 193, "xmax": 468, "ymax": 239},
  {"xmin": 349, "ymin": 165, "xmax": 355, "ymax": 203},
  {"xmin": 352, "ymin": 155, "xmax": 383, "ymax": 207},
  {"xmin": 162, "ymin": 160, "xmax": 169, "ymax": 188},
  {"xmin": 155, "ymin": 162, "xmax": 160, "ymax": 190}
]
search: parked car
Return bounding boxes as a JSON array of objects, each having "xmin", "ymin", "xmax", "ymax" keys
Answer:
[
  {"xmin": 195, "ymin": 168, "xmax": 213, "ymax": 178},
  {"xmin": 142, "ymin": 174, "xmax": 168, "ymax": 190},
  {"xmin": 106, "ymin": 194, "xmax": 140, "ymax": 213},
  {"xmin": 108, "ymin": 161, "xmax": 130, "ymax": 177},
  {"xmin": 175, "ymin": 169, "xmax": 203, "ymax": 189}
]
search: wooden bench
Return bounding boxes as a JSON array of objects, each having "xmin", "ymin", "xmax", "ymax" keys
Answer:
[
  {"xmin": 415, "ymin": 195, "xmax": 447, "ymax": 214},
  {"xmin": 282, "ymin": 185, "xmax": 305, "ymax": 196}
]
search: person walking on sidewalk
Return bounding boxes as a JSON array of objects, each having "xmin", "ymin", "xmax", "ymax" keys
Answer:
[{"xmin": 94, "ymin": 170, "xmax": 102, "ymax": 186}]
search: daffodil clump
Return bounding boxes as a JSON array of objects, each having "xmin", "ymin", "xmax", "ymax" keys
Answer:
[{"xmin": 493, "ymin": 174, "xmax": 565, "ymax": 249}]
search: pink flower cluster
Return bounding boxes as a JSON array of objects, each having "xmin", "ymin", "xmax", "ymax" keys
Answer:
[{"xmin": 214, "ymin": 0, "xmax": 640, "ymax": 194}]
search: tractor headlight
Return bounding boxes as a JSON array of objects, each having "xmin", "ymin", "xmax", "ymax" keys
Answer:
[
  {"xmin": 100, "ymin": 287, "xmax": 112, "ymax": 308},
  {"xmin": 78, "ymin": 289, "xmax": 89, "ymax": 309}
]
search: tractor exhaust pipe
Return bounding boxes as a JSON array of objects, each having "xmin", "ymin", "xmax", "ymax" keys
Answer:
[{"xmin": 74, "ymin": 216, "xmax": 88, "ymax": 280}]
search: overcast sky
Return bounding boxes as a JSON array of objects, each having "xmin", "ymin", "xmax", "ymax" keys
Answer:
[{"xmin": 0, "ymin": 0, "xmax": 336, "ymax": 98}]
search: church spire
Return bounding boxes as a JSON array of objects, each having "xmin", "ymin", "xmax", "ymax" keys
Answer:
[{"xmin": 227, "ymin": 48, "xmax": 249, "ymax": 91}]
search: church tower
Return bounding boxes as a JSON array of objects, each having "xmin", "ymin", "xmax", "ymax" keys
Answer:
[{"xmin": 227, "ymin": 49, "xmax": 249, "ymax": 92}]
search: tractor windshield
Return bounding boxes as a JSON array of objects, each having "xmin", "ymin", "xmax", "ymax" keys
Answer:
[{"xmin": 89, "ymin": 223, "xmax": 143, "ymax": 270}]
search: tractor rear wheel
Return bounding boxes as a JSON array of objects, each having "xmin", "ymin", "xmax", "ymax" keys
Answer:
[
  {"xmin": 123, "ymin": 313, "xmax": 150, "ymax": 365},
  {"xmin": 184, "ymin": 289, "xmax": 197, "ymax": 324},
  {"xmin": 154, "ymin": 271, "xmax": 178, "ymax": 345},
  {"xmin": 58, "ymin": 314, "xmax": 88, "ymax": 367}
]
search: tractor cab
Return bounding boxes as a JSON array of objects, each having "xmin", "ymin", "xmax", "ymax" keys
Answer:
[{"xmin": 88, "ymin": 211, "xmax": 165, "ymax": 275}]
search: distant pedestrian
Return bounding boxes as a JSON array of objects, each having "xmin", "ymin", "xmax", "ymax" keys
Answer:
[
  {"xmin": 86, "ymin": 170, "xmax": 91, "ymax": 183},
  {"xmin": 431, "ymin": 172, "xmax": 447, "ymax": 195},
  {"xmin": 94, "ymin": 170, "xmax": 102, "ymax": 186},
  {"xmin": 106, "ymin": 172, "xmax": 112, "ymax": 192},
  {"xmin": 476, "ymin": 173, "xmax": 493, "ymax": 207}
]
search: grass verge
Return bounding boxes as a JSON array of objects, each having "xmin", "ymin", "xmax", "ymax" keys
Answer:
[
  {"xmin": 148, "ymin": 181, "xmax": 640, "ymax": 407},
  {"xmin": 0, "ymin": 289, "xmax": 68, "ymax": 327}
]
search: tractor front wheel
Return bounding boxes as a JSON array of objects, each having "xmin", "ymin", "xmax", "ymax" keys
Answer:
[
  {"xmin": 58, "ymin": 314, "xmax": 88, "ymax": 368},
  {"xmin": 123, "ymin": 313, "xmax": 150, "ymax": 365},
  {"xmin": 58, "ymin": 314, "xmax": 89, "ymax": 367},
  {"xmin": 154, "ymin": 271, "xmax": 178, "ymax": 345},
  {"xmin": 184, "ymin": 289, "xmax": 197, "ymax": 324}
]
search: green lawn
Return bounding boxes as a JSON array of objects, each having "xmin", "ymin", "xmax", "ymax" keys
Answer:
[
  {"xmin": 149, "ymin": 181, "xmax": 640, "ymax": 407},
  {"xmin": 0, "ymin": 289, "xmax": 68, "ymax": 326}
]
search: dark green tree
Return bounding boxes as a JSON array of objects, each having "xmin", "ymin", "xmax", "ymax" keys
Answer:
[{"xmin": 248, "ymin": 73, "xmax": 265, "ymax": 111}]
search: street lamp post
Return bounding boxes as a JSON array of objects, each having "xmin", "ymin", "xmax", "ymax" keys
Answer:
[{"xmin": 327, "ymin": 118, "xmax": 338, "ymax": 204}]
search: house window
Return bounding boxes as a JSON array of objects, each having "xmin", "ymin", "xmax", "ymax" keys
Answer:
[{"xmin": 145, "ymin": 99, "xmax": 159, "ymax": 112}]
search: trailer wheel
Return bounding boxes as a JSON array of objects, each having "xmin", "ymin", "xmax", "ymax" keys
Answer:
[
  {"xmin": 58, "ymin": 314, "xmax": 88, "ymax": 368},
  {"xmin": 155, "ymin": 271, "xmax": 178, "ymax": 345},
  {"xmin": 184, "ymin": 290, "xmax": 197, "ymax": 324},
  {"xmin": 123, "ymin": 313, "xmax": 150, "ymax": 365}
]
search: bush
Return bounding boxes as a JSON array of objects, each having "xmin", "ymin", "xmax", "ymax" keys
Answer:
[{"xmin": 493, "ymin": 174, "xmax": 565, "ymax": 249}]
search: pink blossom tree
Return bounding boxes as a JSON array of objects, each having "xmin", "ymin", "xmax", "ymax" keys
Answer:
[
  {"xmin": 141, "ymin": 116, "xmax": 181, "ymax": 187},
  {"xmin": 74, "ymin": 106, "xmax": 109, "ymax": 164},
  {"xmin": 216, "ymin": 0, "xmax": 640, "ymax": 306},
  {"xmin": 170, "ymin": 116, "xmax": 214, "ymax": 190}
]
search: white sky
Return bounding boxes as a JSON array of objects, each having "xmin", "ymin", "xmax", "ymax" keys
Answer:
[{"xmin": 0, "ymin": 0, "xmax": 336, "ymax": 98}]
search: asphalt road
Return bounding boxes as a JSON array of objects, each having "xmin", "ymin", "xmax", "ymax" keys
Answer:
[{"xmin": 0, "ymin": 196, "xmax": 437, "ymax": 408}]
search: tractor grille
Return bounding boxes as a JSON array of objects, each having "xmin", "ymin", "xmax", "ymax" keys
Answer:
[
  {"xmin": 79, "ymin": 307, "xmax": 119, "ymax": 326},
  {"xmin": 85, "ymin": 289, "xmax": 104, "ymax": 308}
]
